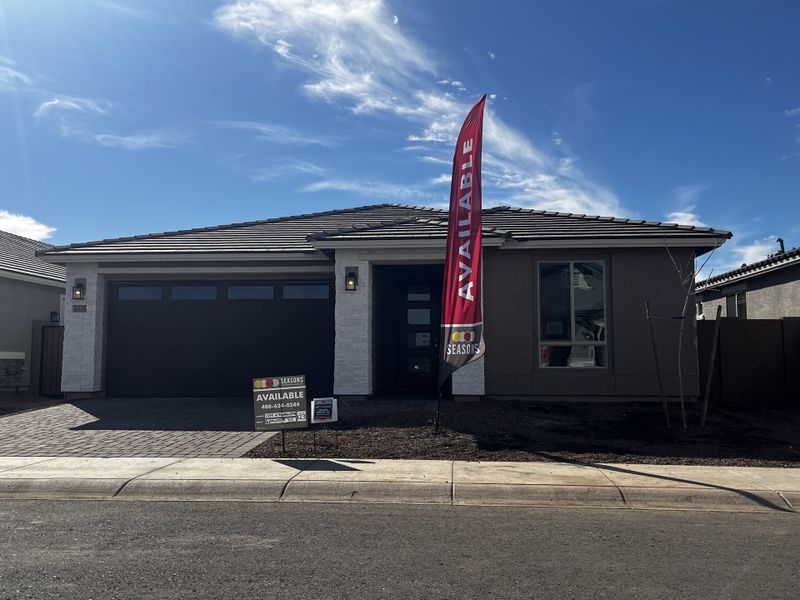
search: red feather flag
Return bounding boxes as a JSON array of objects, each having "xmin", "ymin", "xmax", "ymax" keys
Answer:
[{"xmin": 439, "ymin": 95, "xmax": 486, "ymax": 388}]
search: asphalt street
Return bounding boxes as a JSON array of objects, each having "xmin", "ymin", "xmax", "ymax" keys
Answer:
[{"xmin": 1, "ymin": 501, "xmax": 798, "ymax": 599}]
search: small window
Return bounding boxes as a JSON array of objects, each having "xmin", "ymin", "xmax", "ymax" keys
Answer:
[
  {"xmin": 283, "ymin": 284, "xmax": 329, "ymax": 300},
  {"xmin": 736, "ymin": 292, "xmax": 747, "ymax": 319},
  {"xmin": 407, "ymin": 308, "xmax": 431, "ymax": 325},
  {"xmin": 118, "ymin": 286, "xmax": 162, "ymax": 301},
  {"xmin": 407, "ymin": 285, "xmax": 431, "ymax": 302},
  {"xmin": 171, "ymin": 285, "xmax": 217, "ymax": 300},
  {"xmin": 408, "ymin": 332, "xmax": 431, "ymax": 348},
  {"xmin": 227, "ymin": 285, "xmax": 274, "ymax": 300}
]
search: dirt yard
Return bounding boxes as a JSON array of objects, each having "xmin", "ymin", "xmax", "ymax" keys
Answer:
[
  {"xmin": 246, "ymin": 398, "xmax": 800, "ymax": 467},
  {"xmin": 0, "ymin": 391, "xmax": 64, "ymax": 417}
]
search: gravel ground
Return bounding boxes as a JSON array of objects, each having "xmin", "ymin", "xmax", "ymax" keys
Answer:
[{"xmin": 246, "ymin": 398, "xmax": 800, "ymax": 467}]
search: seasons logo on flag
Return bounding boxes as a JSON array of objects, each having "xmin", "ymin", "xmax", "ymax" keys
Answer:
[{"xmin": 447, "ymin": 330, "xmax": 480, "ymax": 355}]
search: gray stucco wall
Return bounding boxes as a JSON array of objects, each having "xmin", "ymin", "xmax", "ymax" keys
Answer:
[
  {"xmin": 483, "ymin": 247, "xmax": 699, "ymax": 399},
  {"xmin": 0, "ymin": 276, "xmax": 63, "ymax": 389},
  {"xmin": 698, "ymin": 263, "xmax": 800, "ymax": 319}
]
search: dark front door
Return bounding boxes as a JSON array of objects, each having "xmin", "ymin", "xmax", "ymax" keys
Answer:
[
  {"xmin": 396, "ymin": 273, "xmax": 441, "ymax": 390},
  {"xmin": 373, "ymin": 265, "xmax": 443, "ymax": 393}
]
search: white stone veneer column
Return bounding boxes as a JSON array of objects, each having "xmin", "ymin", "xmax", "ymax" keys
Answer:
[
  {"xmin": 452, "ymin": 356, "xmax": 485, "ymax": 397},
  {"xmin": 333, "ymin": 251, "xmax": 373, "ymax": 396},
  {"xmin": 61, "ymin": 263, "xmax": 106, "ymax": 394}
]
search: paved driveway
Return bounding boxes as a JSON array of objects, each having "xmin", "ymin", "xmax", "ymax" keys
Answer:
[{"xmin": 0, "ymin": 398, "xmax": 274, "ymax": 458}]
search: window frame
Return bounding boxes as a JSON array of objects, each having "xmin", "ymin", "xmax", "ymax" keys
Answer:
[
  {"xmin": 735, "ymin": 291, "xmax": 747, "ymax": 319},
  {"xmin": 537, "ymin": 259, "xmax": 608, "ymax": 369}
]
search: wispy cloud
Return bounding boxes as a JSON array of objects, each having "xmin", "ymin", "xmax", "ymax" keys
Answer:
[
  {"xmin": 213, "ymin": 0, "xmax": 623, "ymax": 216},
  {"xmin": 86, "ymin": 0, "xmax": 169, "ymax": 24},
  {"xmin": 303, "ymin": 178, "xmax": 435, "ymax": 201},
  {"xmin": 785, "ymin": 107, "xmax": 800, "ymax": 117},
  {"xmin": 0, "ymin": 209, "xmax": 56, "ymax": 240},
  {"xmin": 732, "ymin": 237, "xmax": 777, "ymax": 266},
  {"xmin": 487, "ymin": 51, "xmax": 496, "ymax": 60},
  {"xmin": 430, "ymin": 174, "xmax": 451, "ymax": 185},
  {"xmin": 91, "ymin": 131, "xmax": 181, "ymax": 150},
  {"xmin": 33, "ymin": 91, "xmax": 181, "ymax": 150},
  {"xmin": 249, "ymin": 160, "xmax": 326, "ymax": 182},
  {"xmin": 34, "ymin": 96, "xmax": 111, "ymax": 119},
  {"xmin": 212, "ymin": 120, "xmax": 338, "ymax": 147},
  {"xmin": 0, "ymin": 57, "xmax": 33, "ymax": 91},
  {"xmin": 665, "ymin": 183, "xmax": 709, "ymax": 227}
]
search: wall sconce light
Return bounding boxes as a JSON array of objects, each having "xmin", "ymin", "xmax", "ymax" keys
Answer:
[
  {"xmin": 72, "ymin": 279, "xmax": 86, "ymax": 300},
  {"xmin": 344, "ymin": 267, "xmax": 358, "ymax": 291}
]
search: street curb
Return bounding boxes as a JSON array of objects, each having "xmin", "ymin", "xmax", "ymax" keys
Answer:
[
  {"xmin": 282, "ymin": 480, "xmax": 452, "ymax": 504},
  {"xmin": 0, "ymin": 478, "xmax": 126, "ymax": 500},
  {"xmin": 454, "ymin": 483, "xmax": 624, "ymax": 508},
  {"xmin": 619, "ymin": 487, "xmax": 795, "ymax": 512},
  {"xmin": 115, "ymin": 479, "xmax": 288, "ymax": 502}
]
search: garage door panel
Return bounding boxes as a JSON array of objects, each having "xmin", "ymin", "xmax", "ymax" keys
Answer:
[{"xmin": 106, "ymin": 281, "xmax": 334, "ymax": 399}]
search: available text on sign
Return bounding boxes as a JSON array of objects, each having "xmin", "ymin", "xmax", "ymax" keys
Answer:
[{"xmin": 252, "ymin": 375, "xmax": 308, "ymax": 431}]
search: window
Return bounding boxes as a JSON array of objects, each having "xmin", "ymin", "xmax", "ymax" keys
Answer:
[
  {"xmin": 227, "ymin": 285, "xmax": 274, "ymax": 300},
  {"xmin": 118, "ymin": 285, "xmax": 162, "ymax": 301},
  {"xmin": 407, "ymin": 285, "xmax": 431, "ymax": 301},
  {"xmin": 283, "ymin": 284, "xmax": 329, "ymax": 300},
  {"xmin": 538, "ymin": 261, "xmax": 606, "ymax": 368},
  {"xmin": 407, "ymin": 308, "xmax": 431, "ymax": 325},
  {"xmin": 170, "ymin": 285, "xmax": 217, "ymax": 300},
  {"xmin": 735, "ymin": 292, "xmax": 747, "ymax": 319}
]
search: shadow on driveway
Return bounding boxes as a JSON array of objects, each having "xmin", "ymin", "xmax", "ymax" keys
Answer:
[{"xmin": 69, "ymin": 397, "xmax": 255, "ymax": 432}]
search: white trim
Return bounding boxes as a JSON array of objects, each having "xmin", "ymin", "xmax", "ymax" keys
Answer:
[
  {"xmin": 0, "ymin": 269, "xmax": 65, "ymax": 288},
  {"xmin": 39, "ymin": 251, "xmax": 328, "ymax": 264},
  {"xmin": 441, "ymin": 321, "xmax": 483, "ymax": 327},
  {"xmin": 97, "ymin": 265, "xmax": 335, "ymax": 275}
]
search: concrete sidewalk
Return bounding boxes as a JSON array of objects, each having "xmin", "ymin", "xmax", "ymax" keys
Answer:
[{"xmin": 0, "ymin": 456, "xmax": 798, "ymax": 513}]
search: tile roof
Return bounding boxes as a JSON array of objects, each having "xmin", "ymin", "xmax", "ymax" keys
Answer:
[
  {"xmin": 0, "ymin": 230, "xmax": 65, "ymax": 283},
  {"xmin": 39, "ymin": 204, "xmax": 436, "ymax": 256},
  {"xmin": 39, "ymin": 203, "xmax": 731, "ymax": 259},
  {"xmin": 310, "ymin": 205, "xmax": 731, "ymax": 243},
  {"xmin": 481, "ymin": 206, "xmax": 731, "ymax": 240},
  {"xmin": 696, "ymin": 245, "xmax": 800, "ymax": 291}
]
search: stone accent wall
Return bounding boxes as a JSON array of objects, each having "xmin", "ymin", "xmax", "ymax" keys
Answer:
[
  {"xmin": 333, "ymin": 251, "xmax": 373, "ymax": 396},
  {"xmin": 452, "ymin": 356, "xmax": 485, "ymax": 396},
  {"xmin": 0, "ymin": 358, "xmax": 25, "ymax": 388},
  {"xmin": 61, "ymin": 263, "xmax": 106, "ymax": 394}
]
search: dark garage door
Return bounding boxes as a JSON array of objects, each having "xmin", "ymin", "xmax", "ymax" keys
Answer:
[{"xmin": 106, "ymin": 280, "xmax": 334, "ymax": 399}]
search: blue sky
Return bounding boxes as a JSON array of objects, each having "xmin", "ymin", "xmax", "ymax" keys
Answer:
[{"xmin": 1, "ymin": 0, "xmax": 798, "ymax": 276}]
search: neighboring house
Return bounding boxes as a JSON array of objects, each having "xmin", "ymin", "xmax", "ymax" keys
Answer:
[
  {"xmin": 38, "ymin": 204, "xmax": 729, "ymax": 402},
  {"xmin": 696, "ymin": 240, "xmax": 800, "ymax": 319},
  {"xmin": 0, "ymin": 230, "xmax": 66, "ymax": 391}
]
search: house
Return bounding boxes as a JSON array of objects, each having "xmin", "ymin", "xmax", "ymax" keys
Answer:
[
  {"xmin": 37, "ymin": 204, "xmax": 730, "ymax": 402},
  {"xmin": 0, "ymin": 230, "xmax": 66, "ymax": 392},
  {"xmin": 696, "ymin": 239, "xmax": 800, "ymax": 319}
]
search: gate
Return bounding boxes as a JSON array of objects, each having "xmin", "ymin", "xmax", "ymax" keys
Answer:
[{"xmin": 39, "ymin": 325, "xmax": 64, "ymax": 397}]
